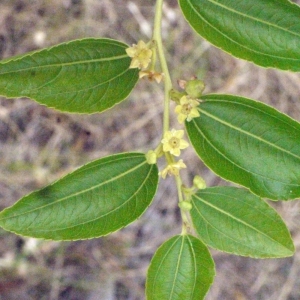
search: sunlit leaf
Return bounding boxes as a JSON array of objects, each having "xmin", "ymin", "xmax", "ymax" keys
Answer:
[
  {"xmin": 186, "ymin": 94, "xmax": 300, "ymax": 200},
  {"xmin": 0, "ymin": 153, "xmax": 158, "ymax": 240},
  {"xmin": 146, "ymin": 234, "xmax": 215, "ymax": 300},
  {"xmin": 191, "ymin": 187, "xmax": 294, "ymax": 258},
  {"xmin": 0, "ymin": 38, "xmax": 138, "ymax": 113},
  {"xmin": 179, "ymin": 0, "xmax": 300, "ymax": 71}
]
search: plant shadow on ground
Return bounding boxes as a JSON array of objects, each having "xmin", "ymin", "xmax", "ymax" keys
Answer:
[{"xmin": 0, "ymin": 0, "xmax": 300, "ymax": 299}]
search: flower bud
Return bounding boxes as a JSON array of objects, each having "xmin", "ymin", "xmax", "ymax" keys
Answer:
[
  {"xmin": 193, "ymin": 175, "xmax": 206, "ymax": 190},
  {"xmin": 170, "ymin": 89, "xmax": 185, "ymax": 103},
  {"xmin": 185, "ymin": 79, "xmax": 205, "ymax": 98},
  {"xmin": 178, "ymin": 201, "xmax": 193, "ymax": 211},
  {"xmin": 145, "ymin": 150, "xmax": 157, "ymax": 164}
]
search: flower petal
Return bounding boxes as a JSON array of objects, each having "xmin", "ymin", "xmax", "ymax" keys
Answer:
[{"xmin": 179, "ymin": 139, "xmax": 189, "ymax": 149}]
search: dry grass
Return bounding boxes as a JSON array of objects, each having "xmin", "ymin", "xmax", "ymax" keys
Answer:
[{"xmin": 0, "ymin": 0, "xmax": 300, "ymax": 299}]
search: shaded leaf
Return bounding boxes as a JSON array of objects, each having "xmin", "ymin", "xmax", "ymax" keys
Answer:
[
  {"xmin": 146, "ymin": 234, "xmax": 215, "ymax": 300},
  {"xmin": 179, "ymin": 0, "xmax": 300, "ymax": 71},
  {"xmin": 186, "ymin": 94, "xmax": 300, "ymax": 200},
  {"xmin": 191, "ymin": 187, "xmax": 294, "ymax": 258},
  {"xmin": 0, "ymin": 38, "xmax": 138, "ymax": 113},
  {"xmin": 0, "ymin": 153, "xmax": 158, "ymax": 240}
]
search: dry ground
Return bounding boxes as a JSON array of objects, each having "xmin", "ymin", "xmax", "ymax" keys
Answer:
[{"xmin": 0, "ymin": 1, "xmax": 300, "ymax": 299}]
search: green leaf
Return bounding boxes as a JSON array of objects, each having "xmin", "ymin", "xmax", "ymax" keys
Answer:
[
  {"xmin": 146, "ymin": 234, "xmax": 215, "ymax": 300},
  {"xmin": 186, "ymin": 94, "xmax": 300, "ymax": 200},
  {"xmin": 0, "ymin": 153, "xmax": 158, "ymax": 240},
  {"xmin": 0, "ymin": 38, "xmax": 138, "ymax": 113},
  {"xmin": 191, "ymin": 187, "xmax": 294, "ymax": 258},
  {"xmin": 179, "ymin": 0, "xmax": 300, "ymax": 71}
]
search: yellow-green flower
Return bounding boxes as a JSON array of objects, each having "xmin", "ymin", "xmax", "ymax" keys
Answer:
[
  {"xmin": 159, "ymin": 159, "xmax": 187, "ymax": 179},
  {"xmin": 125, "ymin": 40, "xmax": 152, "ymax": 69},
  {"xmin": 161, "ymin": 129, "xmax": 189, "ymax": 156},
  {"xmin": 175, "ymin": 95, "xmax": 200, "ymax": 124}
]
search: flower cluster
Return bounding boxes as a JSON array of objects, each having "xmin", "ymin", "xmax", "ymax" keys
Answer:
[
  {"xmin": 126, "ymin": 40, "xmax": 163, "ymax": 83},
  {"xmin": 171, "ymin": 78, "xmax": 204, "ymax": 124},
  {"xmin": 144, "ymin": 129, "xmax": 190, "ymax": 178}
]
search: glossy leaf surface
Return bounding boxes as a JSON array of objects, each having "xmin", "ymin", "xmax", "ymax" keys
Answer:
[
  {"xmin": 0, "ymin": 38, "xmax": 138, "ymax": 113},
  {"xmin": 191, "ymin": 187, "xmax": 294, "ymax": 258},
  {"xmin": 0, "ymin": 153, "xmax": 158, "ymax": 240},
  {"xmin": 146, "ymin": 234, "xmax": 215, "ymax": 300},
  {"xmin": 186, "ymin": 94, "xmax": 300, "ymax": 200},
  {"xmin": 179, "ymin": 0, "xmax": 300, "ymax": 71}
]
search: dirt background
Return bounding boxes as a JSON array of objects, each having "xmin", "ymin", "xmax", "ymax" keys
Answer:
[{"xmin": 1, "ymin": 0, "xmax": 300, "ymax": 299}]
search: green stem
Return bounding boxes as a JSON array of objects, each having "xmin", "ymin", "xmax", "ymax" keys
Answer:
[
  {"xmin": 153, "ymin": 0, "xmax": 190, "ymax": 235},
  {"xmin": 175, "ymin": 174, "xmax": 184, "ymax": 203},
  {"xmin": 175, "ymin": 175, "xmax": 190, "ymax": 235},
  {"xmin": 153, "ymin": 0, "xmax": 172, "ymax": 134}
]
